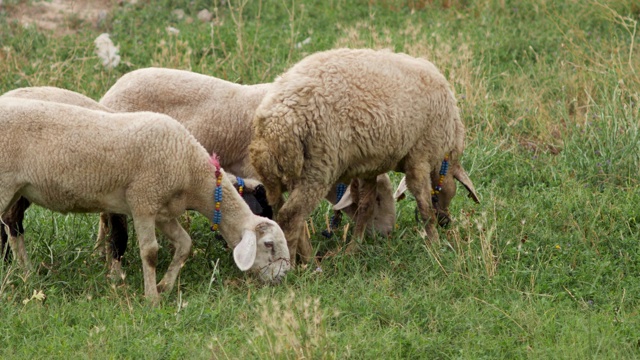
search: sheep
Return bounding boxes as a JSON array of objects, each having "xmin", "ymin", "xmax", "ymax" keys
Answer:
[
  {"xmin": 0, "ymin": 86, "xmax": 273, "ymax": 271},
  {"xmin": 0, "ymin": 86, "xmax": 115, "ymax": 269},
  {"xmin": 99, "ymin": 67, "xmax": 398, "ymax": 237},
  {"xmin": 0, "ymin": 97, "xmax": 290, "ymax": 304},
  {"xmin": 249, "ymin": 48, "xmax": 480, "ymax": 264}
]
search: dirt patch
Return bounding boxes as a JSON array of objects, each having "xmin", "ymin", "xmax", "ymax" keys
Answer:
[{"xmin": 9, "ymin": 0, "xmax": 116, "ymax": 36}]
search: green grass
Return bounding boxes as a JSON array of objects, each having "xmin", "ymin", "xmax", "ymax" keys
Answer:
[{"xmin": 1, "ymin": 0, "xmax": 640, "ymax": 358}]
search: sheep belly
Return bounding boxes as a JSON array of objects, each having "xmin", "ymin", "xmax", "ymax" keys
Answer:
[{"xmin": 20, "ymin": 184, "xmax": 129, "ymax": 214}]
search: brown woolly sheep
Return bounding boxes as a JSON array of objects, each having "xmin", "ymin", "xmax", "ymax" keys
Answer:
[{"xmin": 250, "ymin": 48, "xmax": 480, "ymax": 263}]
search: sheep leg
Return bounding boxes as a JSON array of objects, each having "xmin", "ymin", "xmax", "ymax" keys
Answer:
[
  {"xmin": 277, "ymin": 183, "xmax": 331, "ymax": 264},
  {"xmin": 155, "ymin": 218, "xmax": 192, "ymax": 294},
  {"xmin": 131, "ymin": 214, "xmax": 160, "ymax": 304},
  {"xmin": 345, "ymin": 178, "xmax": 378, "ymax": 254},
  {"xmin": 405, "ymin": 166, "xmax": 439, "ymax": 242},
  {"xmin": 95, "ymin": 213, "xmax": 110, "ymax": 259},
  {"xmin": 1, "ymin": 225, "xmax": 9, "ymax": 262},
  {"xmin": 96, "ymin": 213, "xmax": 129, "ymax": 280},
  {"xmin": 1, "ymin": 197, "xmax": 32, "ymax": 270},
  {"xmin": 96, "ymin": 213, "xmax": 129, "ymax": 261}
]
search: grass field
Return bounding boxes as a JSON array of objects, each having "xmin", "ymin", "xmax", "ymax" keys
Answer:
[{"xmin": 1, "ymin": 0, "xmax": 639, "ymax": 358}]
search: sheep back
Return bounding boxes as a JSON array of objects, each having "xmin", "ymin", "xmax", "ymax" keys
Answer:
[
  {"xmin": 251, "ymin": 48, "xmax": 465, "ymax": 191},
  {"xmin": 0, "ymin": 98, "xmax": 209, "ymax": 216},
  {"xmin": 2, "ymin": 86, "xmax": 111, "ymax": 112},
  {"xmin": 100, "ymin": 67, "xmax": 270, "ymax": 176}
]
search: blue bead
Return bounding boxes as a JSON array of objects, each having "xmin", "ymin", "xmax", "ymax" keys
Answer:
[{"xmin": 336, "ymin": 183, "xmax": 347, "ymax": 202}]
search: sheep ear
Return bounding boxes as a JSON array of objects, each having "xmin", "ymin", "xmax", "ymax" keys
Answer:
[
  {"xmin": 451, "ymin": 164, "xmax": 480, "ymax": 204},
  {"xmin": 393, "ymin": 177, "xmax": 408, "ymax": 201},
  {"xmin": 332, "ymin": 186, "xmax": 354, "ymax": 210},
  {"xmin": 233, "ymin": 230, "xmax": 257, "ymax": 271}
]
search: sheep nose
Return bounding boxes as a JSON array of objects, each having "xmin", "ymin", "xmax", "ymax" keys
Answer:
[
  {"xmin": 380, "ymin": 227, "xmax": 393, "ymax": 237},
  {"xmin": 271, "ymin": 273, "xmax": 286, "ymax": 285}
]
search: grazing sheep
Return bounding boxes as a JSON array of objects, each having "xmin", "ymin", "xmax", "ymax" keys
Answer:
[
  {"xmin": 0, "ymin": 86, "xmax": 272, "ymax": 271},
  {"xmin": 0, "ymin": 97, "xmax": 290, "ymax": 304},
  {"xmin": 99, "ymin": 67, "xmax": 397, "ymax": 235},
  {"xmin": 249, "ymin": 48, "xmax": 480, "ymax": 263}
]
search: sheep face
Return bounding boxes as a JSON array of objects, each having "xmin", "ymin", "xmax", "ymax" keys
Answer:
[
  {"xmin": 242, "ymin": 184, "xmax": 273, "ymax": 219},
  {"xmin": 370, "ymin": 193, "xmax": 396, "ymax": 235},
  {"xmin": 367, "ymin": 175, "xmax": 396, "ymax": 236},
  {"xmin": 431, "ymin": 170, "xmax": 456, "ymax": 227},
  {"xmin": 233, "ymin": 220, "xmax": 291, "ymax": 283},
  {"xmin": 394, "ymin": 162, "xmax": 480, "ymax": 227},
  {"xmin": 430, "ymin": 162, "xmax": 480, "ymax": 227},
  {"xmin": 333, "ymin": 175, "xmax": 396, "ymax": 236}
]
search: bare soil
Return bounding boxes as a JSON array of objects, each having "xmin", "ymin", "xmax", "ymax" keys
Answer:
[{"xmin": 9, "ymin": 0, "xmax": 115, "ymax": 36}]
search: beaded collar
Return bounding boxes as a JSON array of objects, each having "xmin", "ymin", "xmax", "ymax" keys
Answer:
[
  {"xmin": 322, "ymin": 182, "xmax": 348, "ymax": 238},
  {"xmin": 236, "ymin": 177, "xmax": 245, "ymax": 197},
  {"xmin": 211, "ymin": 164, "xmax": 223, "ymax": 232},
  {"xmin": 431, "ymin": 154, "xmax": 450, "ymax": 204},
  {"xmin": 210, "ymin": 164, "xmax": 246, "ymax": 233}
]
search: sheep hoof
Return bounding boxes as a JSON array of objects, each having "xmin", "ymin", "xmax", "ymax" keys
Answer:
[{"xmin": 107, "ymin": 260, "xmax": 125, "ymax": 282}]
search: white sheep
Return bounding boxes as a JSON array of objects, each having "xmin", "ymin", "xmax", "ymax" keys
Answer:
[
  {"xmin": 0, "ymin": 97, "xmax": 290, "ymax": 304},
  {"xmin": 0, "ymin": 86, "xmax": 274, "ymax": 273},
  {"xmin": 99, "ymin": 67, "xmax": 398, "ymax": 235},
  {"xmin": 249, "ymin": 48, "xmax": 480, "ymax": 263}
]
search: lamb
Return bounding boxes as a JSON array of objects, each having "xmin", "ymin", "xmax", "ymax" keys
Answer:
[
  {"xmin": 0, "ymin": 86, "xmax": 273, "ymax": 269},
  {"xmin": 0, "ymin": 97, "xmax": 290, "ymax": 304},
  {"xmin": 249, "ymin": 48, "xmax": 480, "ymax": 264},
  {"xmin": 99, "ymin": 67, "xmax": 397, "ymax": 237}
]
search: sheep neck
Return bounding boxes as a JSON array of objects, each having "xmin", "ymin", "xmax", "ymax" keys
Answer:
[
  {"xmin": 218, "ymin": 177, "xmax": 256, "ymax": 248},
  {"xmin": 207, "ymin": 170, "xmax": 256, "ymax": 249}
]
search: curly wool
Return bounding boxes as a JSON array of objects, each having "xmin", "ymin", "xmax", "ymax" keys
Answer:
[
  {"xmin": 250, "ymin": 48, "xmax": 467, "ymax": 262},
  {"xmin": 253, "ymin": 48, "xmax": 464, "ymax": 187}
]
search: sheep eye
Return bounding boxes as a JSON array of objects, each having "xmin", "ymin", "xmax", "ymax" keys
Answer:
[{"xmin": 264, "ymin": 241, "xmax": 274, "ymax": 249}]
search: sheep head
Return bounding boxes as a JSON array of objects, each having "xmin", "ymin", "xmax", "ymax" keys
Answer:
[
  {"xmin": 394, "ymin": 161, "xmax": 480, "ymax": 227},
  {"xmin": 233, "ymin": 219, "xmax": 291, "ymax": 283},
  {"xmin": 333, "ymin": 174, "xmax": 396, "ymax": 236},
  {"xmin": 228, "ymin": 175, "xmax": 274, "ymax": 219}
]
